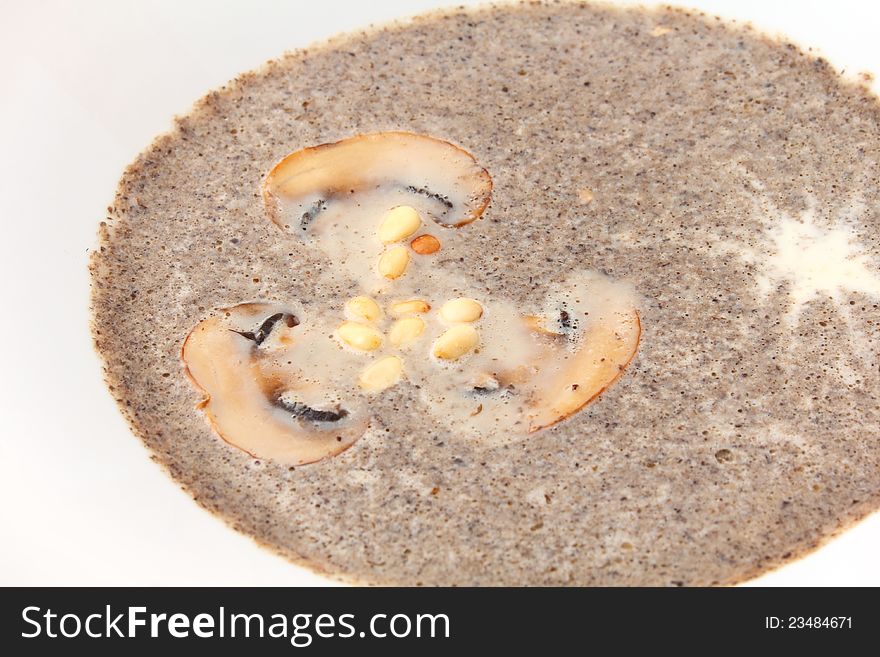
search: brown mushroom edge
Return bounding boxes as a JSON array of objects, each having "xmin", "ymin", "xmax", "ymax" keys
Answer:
[
  {"xmin": 454, "ymin": 292, "xmax": 642, "ymax": 438},
  {"xmin": 522, "ymin": 308, "xmax": 641, "ymax": 433},
  {"xmin": 261, "ymin": 131, "xmax": 493, "ymax": 230},
  {"xmin": 181, "ymin": 303, "xmax": 369, "ymax": 466}
]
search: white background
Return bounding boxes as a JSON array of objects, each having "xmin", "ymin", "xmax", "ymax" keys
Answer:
[{"xmin": 1, "ymin": 0, "xmax": 878, "ymax": 586}]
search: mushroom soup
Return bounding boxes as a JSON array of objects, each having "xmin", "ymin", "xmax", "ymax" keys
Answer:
[{"xmin": 91, "ymin": 2, "xmax": 880, "ymax": 586}]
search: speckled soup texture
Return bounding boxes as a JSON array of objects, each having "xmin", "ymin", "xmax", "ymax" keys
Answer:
[{"xmin": 91, "ymin": 1, "xmax": 880, "ymax": 585}]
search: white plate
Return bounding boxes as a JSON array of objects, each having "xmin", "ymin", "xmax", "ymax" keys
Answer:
[{"xmin": 0, "ymin": 0, "xmax": 877, "ymax": 586}]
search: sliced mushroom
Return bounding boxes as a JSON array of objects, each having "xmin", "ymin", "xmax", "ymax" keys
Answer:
[
  {"xmin": 446, "ymin": 289, "xmax": 640, "ymax": 436},
  {"xmin": 181, "ymin": 303, "xmax": 368, "ymax": 465},
  {"xmin": 523, "ymin": 307, "xmax": 640, "ymax": 432},
  {"xmin": 262, "ymin": 131, "xmax": 493, "ymax": 230}
]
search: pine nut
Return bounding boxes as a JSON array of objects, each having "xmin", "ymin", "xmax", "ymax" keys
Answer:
[
  {"xmin": 389, "ymin": 317, "xmax": 426, "ymax": 348},
  {"xmin": 410, "ymin": 234, "xmax": 441, "ymax": 254},
  {"xmin": 378, "ymin": 246, "xmax": 410, "ymax": 279},
  {"xmin": 359, "ymin": 355, "xmax": 403, "ymax": 391},
  {"xmin": 389, "ymin": 299, "xmax": 431, "ymax": 317},
  {"xmin": 378, "ymin": 205, "xmax": 421, "ymax": 243},
  {"xmin": 439, "ymin": 298, "xmax": 483, "ymax": 323},
  {"xmin": 433, "ymin": 324, "xmax": 479, "ymax": 360},
  {"xmin": 345, "ymin": 296, "xmax": 382, "ymax": 323},
  {"xmin": 337, "ymin": 321, "xmax": 383, "ymax": 351}
]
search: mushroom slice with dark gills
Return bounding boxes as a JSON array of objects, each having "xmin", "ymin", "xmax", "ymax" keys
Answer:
[
  {"xmin": 181, "ymin": 303, "xmax": 368, "ymax": 465},
  {"xmin": 419, "ymin": 273, "xmax": 640, "ymax": 441},
  {"xmin": 521, "ymin": 304, "xmax": 640, "ymax": 432},
  {"xmin": 262, "ymin": 131, "xmax": 493, "ymax": 231},
  {"xmin": 517, "ymin": 276, "xmax": 640, "ymax": 432},
  {"xmin": 260, "ymin": 131, "xmax": 495, "ymax": 300}
]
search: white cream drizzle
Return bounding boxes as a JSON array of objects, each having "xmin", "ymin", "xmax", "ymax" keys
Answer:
[{"xmin": 758, "ymin": 211, "xmax": 880, "ymax": 319}]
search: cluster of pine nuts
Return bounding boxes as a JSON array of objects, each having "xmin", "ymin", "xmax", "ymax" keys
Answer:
[
  {"xmin": 376, "ymin": 205, "xmax": 441, "ymax": 279},
  {"xmin": 334, "ymin": 205, "xmax": 485, "ymax": 391}
]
